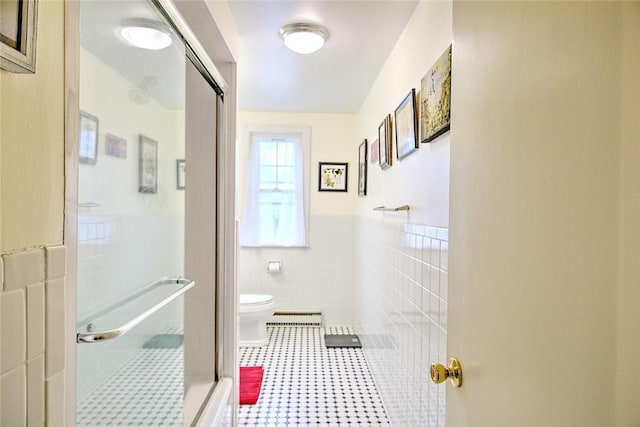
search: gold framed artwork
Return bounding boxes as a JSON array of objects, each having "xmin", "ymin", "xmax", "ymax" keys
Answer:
[
  {"xmin": 0, "ymin": 0, "xmax": 38, "ymax": 73},
  {"xmin": 420, "ymin": 44, "xmax": 452, "ymax": 143}
]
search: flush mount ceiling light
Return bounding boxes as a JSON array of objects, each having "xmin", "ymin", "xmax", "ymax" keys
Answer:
[
  {"xmin": 120, "ymin": 19, "xmax": 172, "ymax": 51},
  {"xmin": 280, "ymin": 22, "xmax": 329, "ymax": 55}
]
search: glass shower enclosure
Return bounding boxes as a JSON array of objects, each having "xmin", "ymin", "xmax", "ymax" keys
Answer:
[{"xmin": 75, "ymin": 1, "xmax": 194, "ymax": 424}]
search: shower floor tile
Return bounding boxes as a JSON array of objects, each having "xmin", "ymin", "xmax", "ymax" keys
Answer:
[
  {"xmin": 77, "ymin": 330, "xmax": 184, "ymax": 426},
  {"xmin": 238, "ymin": 326, "xmax": 391, "ymax": 426}
]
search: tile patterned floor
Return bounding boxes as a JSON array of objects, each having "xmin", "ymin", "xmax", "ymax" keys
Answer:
[
  {"xmin": 238, "ymin": 326, "xmax": 391, "ymax": 426},
  {"xmin": 77, "ymin": 338, "xmax": 183, "ymax": 426}
]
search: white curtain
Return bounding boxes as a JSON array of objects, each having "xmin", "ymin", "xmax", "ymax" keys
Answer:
[{"xmin": 240, "ymin": 136, "xmax": 306, "ymax": 247}]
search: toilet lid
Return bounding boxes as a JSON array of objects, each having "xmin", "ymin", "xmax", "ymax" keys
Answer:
[{"xmin": 240, "ymin": 294, "xmax": 273, "ymax": 306}]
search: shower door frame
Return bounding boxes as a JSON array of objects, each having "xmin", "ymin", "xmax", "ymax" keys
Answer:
[{"xmin": 64, "ymin": 1, "xmax": 238, "ymax": 425}]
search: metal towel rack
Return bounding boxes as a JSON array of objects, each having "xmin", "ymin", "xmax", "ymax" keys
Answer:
[
  {"xmin": 373, "ymin": 205, "xmax": 410, "ymax": 212},
  {"xmin": 76, "ymin": 277, "xmax": 194, "ymax": 344}
]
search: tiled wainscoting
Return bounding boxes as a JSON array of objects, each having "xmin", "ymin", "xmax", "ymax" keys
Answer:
[
  {"xmin": 238, "ymin": 215, "xmax": 356, "ymax": 325},
  {"xmin": 0, "ymin": 246, "xmax": 67, "ymax": 425},
  {"xmin": 77, "ymin": 213, "xmax": 183, "ymax": 319},
  {"xmin": 356, "ymin": 218, "xmax": 448, "ymax": 426}
]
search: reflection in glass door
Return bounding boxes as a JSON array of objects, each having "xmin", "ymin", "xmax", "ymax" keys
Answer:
[{"xmin": 76, "ymin": 1, "xmax": 191, "ymax": 425}]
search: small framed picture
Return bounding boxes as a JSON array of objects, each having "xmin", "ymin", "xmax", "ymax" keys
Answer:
[
  {"xmin": 318, "ymin": 162, "xmax": 348, "ymax": 192},
  {"xmin": 394, "ymin": 88, "xmax": 419, "ymax": 160},
  {"xmin": 138, "ymin": 135, "xmax": 158, "ymax": 193},
  {"xmin": 176, "ymin": 159, "xmax": 186, "ymax": 190},
  {"xmin": 105, "ymin": 133, "xmax": 127, "ymax": 159},
  {"xmin": 0, "ymin": 0, "xmax": 38, "ymax": 73},
  {"xmin": 358, "ymin": 140, "xmax": 367, "ymax": 197},
  {"xmin": 378, "ymin": 115, "xmax": 392, "ymax": 170},
  {"xmin": 79, "ymin": 111, "xmax": 99, "ymax": 165},
  {"xmin": 370, "ymin": 139, "xmax": 379, "ymax": 164}
]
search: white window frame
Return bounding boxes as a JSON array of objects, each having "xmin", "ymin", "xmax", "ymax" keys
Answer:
[{"xmin": 239, "ymin": 125, "xmax": 311, "ymax": 247}]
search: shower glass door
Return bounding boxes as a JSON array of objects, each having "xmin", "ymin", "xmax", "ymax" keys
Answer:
[{"xmin": 76, "ymin": 1, "xmax": 190, "ymax": 425}]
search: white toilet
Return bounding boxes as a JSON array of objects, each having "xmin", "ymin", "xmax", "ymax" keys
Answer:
[{"xmin": 238, "ymin": 294, "xmax": 276, "ymax": 347}]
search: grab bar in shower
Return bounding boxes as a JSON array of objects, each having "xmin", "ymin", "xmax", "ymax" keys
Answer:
[{"xmin": 76, "ymin": 277, "xmax": 195, "ymax": 344}]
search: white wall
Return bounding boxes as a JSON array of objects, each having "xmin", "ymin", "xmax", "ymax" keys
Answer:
[
  {"xmin": 353, "ymin": 1, "xmax": 452, "ymax": 425},
  {"xmin": 237, "ymin": 111, "xmax": 358, "ymax": 325},
  {"xmin": 357, "ymin": 0, "xmax": 451, "ymax": 227}
]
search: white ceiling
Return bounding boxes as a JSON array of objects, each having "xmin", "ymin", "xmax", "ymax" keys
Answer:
[{"xmin": 227, "ymin": 1, "xmax": 419, "ymax": 114}]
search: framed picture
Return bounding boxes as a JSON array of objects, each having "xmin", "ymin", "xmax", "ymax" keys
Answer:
[
  {"xmin": 318, "ymin": 162, "xmax": 348, "ymax": 192},
  {"xmin": 370, "ymin": 138, "xmax": 379, "ymax": 164},
  {"xmin": 420, "ymin": 44, "xmax": 452, "ymax": 143},
  {"xmin": 0, "ymin": 0, "xmax": 38, "ymax": 73},
  {"xmin": 105, "ymin": 133, "xmax": 127, "ymax": 159},
  {"xmin": 176, "ymin": 159, "xmax": 186, "ymax": 190},
  {"xmin": 378, "ymin": 115, "xmax": 392, "ymax": 170},
  {"xmin": 394, "ymin": 88, "xmax": 419, "ymax": 160},
  {"xmin": 138, "ymin": 135, "xmax": 158, "ymax": 193},
  {"xmin": 358, "ymin": 140, "xmax": 368, "ymax": 196},
  {"xmin": 79, "ymin": 111, "xmax": 99, "ymax": 165}
]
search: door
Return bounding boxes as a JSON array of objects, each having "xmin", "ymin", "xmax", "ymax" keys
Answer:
[
  {"xmin": 447, "ymin": 2, "xmax": 627, "ymax": 426},
  {"xmin": 74, "ymin": 1, "xmax": 228, "ymax": 425}
]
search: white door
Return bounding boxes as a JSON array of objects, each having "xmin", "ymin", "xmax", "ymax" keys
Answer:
[{"xmin": 446, "ymin": 2, "xmax": 637, "ymax": 426}]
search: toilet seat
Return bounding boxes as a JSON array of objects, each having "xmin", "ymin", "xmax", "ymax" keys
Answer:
[{"xmin": 240, "ymin": 294, "xmax": 273, "ymax": 307}]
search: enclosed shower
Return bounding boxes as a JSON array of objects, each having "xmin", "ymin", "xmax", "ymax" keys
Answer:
[{"xmin": 74, "ymin": 0, "xmax": 226, "ymax": 424}]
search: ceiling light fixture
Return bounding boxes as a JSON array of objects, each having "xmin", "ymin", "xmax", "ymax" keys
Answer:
[
  {"xmin": 280, "ymin": 22, "xmax": 329, "ymax": 55},
  {"xmin": 120, "ymin": 19, "xmax": 172, "ymax": 51}
]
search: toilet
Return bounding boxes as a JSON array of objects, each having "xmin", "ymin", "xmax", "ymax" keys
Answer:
[{"xmin": 238, "ymin": 294, "xmax": 276, "ymax": 347}]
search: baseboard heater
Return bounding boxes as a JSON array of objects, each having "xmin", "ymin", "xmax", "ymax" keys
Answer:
[{"xmin": 267, "ymin": 311, "xmax": 322, "ymax": 327}]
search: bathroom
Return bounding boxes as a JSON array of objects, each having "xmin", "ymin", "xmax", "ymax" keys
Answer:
[
  {"xmin": 233, "ymin": 0, "xmax": 451, "ymax": 423},
  {"xmin": 1, "ymin": 0, "xmax": 639, "ymax": 426}
]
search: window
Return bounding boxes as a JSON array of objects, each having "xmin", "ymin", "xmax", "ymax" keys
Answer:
[{"xmin": 240, "ymin": 130, "xmax": 309, "ymax": 247}]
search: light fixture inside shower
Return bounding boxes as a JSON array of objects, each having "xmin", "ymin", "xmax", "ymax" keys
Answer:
[
  {"xmin": 280, "ymin": 22, "xmax": 329, "ymax": 55},
  {"xmin": 119, "ymin": 18, "xmax": 172, "ymax": 50}
]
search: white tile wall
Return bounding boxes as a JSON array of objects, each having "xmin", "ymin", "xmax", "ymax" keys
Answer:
[
  {"xmin": 237, "ymin": 215, "xmax": 356, "ymax": 325},
  {"xmin": 0, "ymin": 246, "xmax": 65, "ymax": 427},
  {"xmin": 356, "ymin": 218, "xmax": 448, "ymax": 427},
  {"xmin": 76, "ymin": 214, "xmax": 184, "ymax": 320}
]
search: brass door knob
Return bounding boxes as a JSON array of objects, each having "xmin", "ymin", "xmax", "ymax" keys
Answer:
[{"xmin": 429, "ymin": 357, "xmax": 463, "ymax": 388}]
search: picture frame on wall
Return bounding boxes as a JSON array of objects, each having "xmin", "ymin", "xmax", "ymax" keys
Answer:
[
  {"xmin": 0, "ymin": 0, "xmax": 38, "ymax": 73},
  {"xmin": 318, "ymin": 162, "xmax": 348, "ymax": 192},
  {"xmin": 378, "ymin": 115, "xmax": 392, "ymax": 170},
  {"xmin": 105, "ymin": 133, "xmax": 127, "ymax": 159},
  {"xmin": 394, "ymin": 88, "xmax": 419, "ymax": 160},
  {"xmin": 370, "ymin": 138, "xmax": 379, "ymax": 164},
  {"xmin": 176, "ymin": 159, "xmax": 186, "ymax": 190},
  {"xmin": 358, "ymin": 140, "xmax": 368, "ymax": 196},
  {"xmin": 138, "ymin": 135, "xmax": 158, "ymax": 193},
  {"xmin": 420, "ymin": 44, "xmax": 452, "ymax": 143},
  {"xmin": 79, "ymin": 111, "xmax": 99, "ymax": 165}
]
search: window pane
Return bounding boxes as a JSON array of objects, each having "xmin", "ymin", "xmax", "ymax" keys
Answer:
[
  {"xmin": 259, "ymin": 141, "xmax": 276, "ymax": 165},
  {"xmin": 278, "ymin": 142, "xmax": 295, "ymax": 165},
  {"xmin": 278, "ymin": 166, "xmax": 294, "ymax": 184},
  {"xmin": 260, "ymin": 166, "xmax": 276, "ymax": 186}
]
